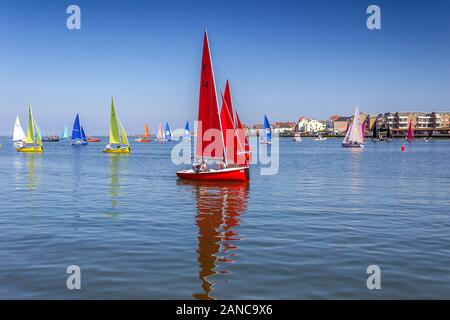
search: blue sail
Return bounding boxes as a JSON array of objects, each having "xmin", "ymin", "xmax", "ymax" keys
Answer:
[
  {"xmin": 61, "ymin": 126, "xmax": 69, "ymax": 139},
  {"xmin": 165, "ymin": 122, "xmax": 173, "ymax": 141},
  {"xmin": 263, "ymin": 115, "xmax": 272, "ymax": 142},
  {"xmin": 71, "ymin": 114, "xmax": 82, "ymax": 140},
  {"xmin": 184, "ymin": 121, "xmax": 190, "ymax": 139},
  {"xmin": 81, "ymin": 126, "xmax": 87, "ymax": 142}
]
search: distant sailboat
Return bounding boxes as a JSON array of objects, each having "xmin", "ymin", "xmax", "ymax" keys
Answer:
[
  {"xmin": 386, "ymin": 121, "xmax": 393, "ymax": 141},
  {"xmin": 156, "ymin": 122, "xmax": 165, "ymax": 142},
  {"xmin": 315, "ymin": 134, "xmax": 326, "ymax": 141},
  {"xmin": 165, "ymin": 122, "xmax": 174, "ymax": 142},
  {"xmin": 71, "ymin": 114, "xmax": 88, "ymax": 145},
  {"xmin": 342, "ymin": 106, "xmax": 364, "ymax": 148},
  {"xmin": 135, "ymin": 124, "xmax": 151, "ymax": 142},
  {"xmin": 183, "ymin": 121, "xmax": 191, "ymax": 142},
  {"xmin": 87, "ymin": 135, "xmax": 101, "ymax": 143},
  {"xmin": 293, "ymin": 132, "xmax": 302, "ymax": 142},
  {"xmin": 16, "ymin": 103, "xmax": 43, "ymax": 153},
  {"xmin": 60, "ymin": 126, "xmax": 69, "ymax": 140},
  {"xmin": 261, "ymin": 115, "xmax": 272, "ymax": 144},
  {"xmin": 372, "ymin": 120, "xmax": 379, "ymax": 142},
  {"xmin": 407, "ymin": 120, "xmax": 414, "ymax": 142},
  {"xmin": 176, "ymin": 32, "xmax": 250, "ymax": 181},
  {"xmin": 103, "ymin": 97, "xmax": 130, "ymax": 153},
  {"xmin": 13, "ymin": 116, "xmax": 26, "ymax": 148}
]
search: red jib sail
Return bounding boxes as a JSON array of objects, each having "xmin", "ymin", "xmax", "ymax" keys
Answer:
[
  {"xmin": 196, "ymin": 31, "xmax": 224, "ymax": 160},
  {"xmin": 235, "ymin": 111, "xmax": 250, "ymax": 166},
  {"xmin": 220, "ymin": 81, "xmax": 236, "ymax": 164}
]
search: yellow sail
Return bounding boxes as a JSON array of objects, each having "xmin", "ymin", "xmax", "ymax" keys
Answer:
[
  {"xmin": 119, "ymin": 119, "xmax": 130, "ymax": 147},
  {"xmin": 109, "ymin": 97, "xmax": 121, "ymax": 145},
  {"xmin": 25, "ymin": 103, "xmax": 35, "ymax": 144},
  {"xmin": 34, "ymin": 120, "xmax": 43, "ymax": 147}
]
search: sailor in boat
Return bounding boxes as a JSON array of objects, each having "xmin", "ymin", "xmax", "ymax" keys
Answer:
[
  {"xmin": 193, "ymin": 160, "xmax": 209, "ymax": 173},
  {"xmin": 105, "ymin": 144, "xmax": 112, "ymax": 150}
]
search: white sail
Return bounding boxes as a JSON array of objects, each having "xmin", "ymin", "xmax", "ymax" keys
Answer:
[
  {"xmin": 343, "ymin": 106, "xmax": 364, "ymax": 145},
  {"xmin": 13, "ymin": 116, "xmax": 26, "ymax": 142},
  {"xmin": 157, "ymin": 122, "xmax": 164, "ymax": 140}
]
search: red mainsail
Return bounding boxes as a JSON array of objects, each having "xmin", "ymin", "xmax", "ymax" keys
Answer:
[{"xmin": 196, "ymin": 31, "xmax": 223, "ymax": 160}]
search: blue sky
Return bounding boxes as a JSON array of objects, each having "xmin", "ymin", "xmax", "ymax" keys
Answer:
[{"xmin": 0, "ymin": 0, "xmax": 449, "ymax": 135}]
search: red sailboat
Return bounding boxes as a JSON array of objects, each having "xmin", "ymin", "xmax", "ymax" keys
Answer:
[
  {"xmin": 176, "ymin": 32, "xmax": 250, "ymax": 182},
  {"xmin": 407, "ymin": 120, "xmax": 414, "ymax": 142}
]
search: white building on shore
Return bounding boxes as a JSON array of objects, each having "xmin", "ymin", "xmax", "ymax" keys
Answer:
[{"xmin": 297, "ymin": 118, "xmax": 326, "ymax": 133}]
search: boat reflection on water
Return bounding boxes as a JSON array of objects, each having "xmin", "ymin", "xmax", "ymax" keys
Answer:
[
  {"xmin": 177, "ymin": 180, "xmax": 249, "ymax": 300},
  {"xmin": 348, "ymin": 148, "xmax": 364, "ymax": 207},
  {"xmin": 13, "ymin": 154, "xmax": 42, "ymax": 212},
  {"xmin": 25, "ymin": 154, "xmax": 41, "ymax": 194},
  {"xmin": 108, "ymin": 154, "xmax": 129, "ymax": 216}
]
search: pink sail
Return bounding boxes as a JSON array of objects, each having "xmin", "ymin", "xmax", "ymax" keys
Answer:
[
  {"xmin": 407, "ymin": 120, "xmax": 414, "ymax": 141},
  {"xmin": 361, "ymin": 122, "xmax": 365, "ymax": 140}
]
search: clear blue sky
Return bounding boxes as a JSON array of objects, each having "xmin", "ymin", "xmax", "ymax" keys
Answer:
[{"xmin": 0, "ymin": 0, "xmax": 449, "ymax": 135}]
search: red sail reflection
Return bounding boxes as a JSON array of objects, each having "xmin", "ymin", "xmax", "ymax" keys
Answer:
[{"xmin": 179, "ymin": 180, "xmax": 249, "ymax": 300}]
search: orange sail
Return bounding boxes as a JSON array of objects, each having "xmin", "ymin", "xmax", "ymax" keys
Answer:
[
  {"xmin": 144, "ymin": 124, "xmax": 150, "ymax": 137},
  {"xmin": 196, "ymin": 31, "xmax": 223, "ymax": 160}
]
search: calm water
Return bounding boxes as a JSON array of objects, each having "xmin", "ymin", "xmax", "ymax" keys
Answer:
[{"xmin": 0, "ymin": 137, "xmax": 450, "ymax": 299}]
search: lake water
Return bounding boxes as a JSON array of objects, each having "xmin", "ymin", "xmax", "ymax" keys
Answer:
[{"xmin": 1, "ymin": 137, "xmax": 450, "ymax": 299}]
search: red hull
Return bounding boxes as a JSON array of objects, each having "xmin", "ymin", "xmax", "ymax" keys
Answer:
[{"xmin": 176, "ymin": 167, "xmax": 249, "ymax": 182}]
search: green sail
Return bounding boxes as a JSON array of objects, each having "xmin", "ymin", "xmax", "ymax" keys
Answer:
[
  {"xmin": 109, "ymin": 97, "xmax": 121, "ymax": 145},
  {"xmin": 25, "ymin": 103, "xmax": 35, "ymax": 144},
  {"xmin": 34, "ymin": 120, "xmax": 43, "ymax": 147},
  {"xmin": 119, "ymin": 119, "xmax": 130, "ymax": 147}
]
